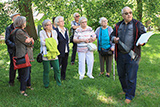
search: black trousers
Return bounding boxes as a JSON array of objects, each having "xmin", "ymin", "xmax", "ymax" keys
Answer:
[
  {"xmin": 58, "ymin": 53, "xmax": 69, "ymax": 80},
  {"xmin": 71, "ymin": 42, "xmax": 77, "ymax": 63},
  {"xmin": 9, "ymin": 53, "xmax": 20, "ymax": 84},
  {"xmin": 19, "ymin": 67, "xmax": 29, "ymax": 91}
]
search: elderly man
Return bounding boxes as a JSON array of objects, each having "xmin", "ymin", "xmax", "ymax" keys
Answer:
[
  {"xmin": 70, "ymin": 13, "xmax": 80, "ymax": 65},
  {"xmin": 110, "ymin": 7, "xmax": 146, "ymax": 103},
  {"xmin": 5, "ymin": 13, "xmax": 21, "ymax": 86}
]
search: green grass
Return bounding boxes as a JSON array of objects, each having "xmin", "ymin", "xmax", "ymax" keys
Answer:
[{"xmin": 0, "ymin": 33, "xmax": 160, "ymax": 107}]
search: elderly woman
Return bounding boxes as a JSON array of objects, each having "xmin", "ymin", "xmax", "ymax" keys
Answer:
[
  {"xmin": 12, "ymin": 16, "xmax": 34, "ymax": 96},
  {"xmin": 95, "ymin": 17, "xmax": 114, "ymax": 77},
  {"xmin": 40, "ymin": 19, "xmax": 61, "ymax": 88},
  {"xmin": 54, "ymin": 16, "xmax": 69, "ymax": 80},
  {"xmin": 73, "ymin": 17, "xmax": 96, "ymax": 80}
]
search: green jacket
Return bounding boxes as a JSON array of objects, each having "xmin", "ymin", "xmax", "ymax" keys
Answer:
[{"xmin": 44, "ymin": 38, "xmax": 60, "ymax": 59}]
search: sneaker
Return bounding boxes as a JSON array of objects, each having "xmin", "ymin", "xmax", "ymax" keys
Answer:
[
  {"xmin": 87, "ymin": 75, "xmax": 94, "ymax": 79},
  {"xmin": 99, "ymin": 72, "xmax": 104, "ymax": 76},
  {"xmin": 79, "ymin": 76, "xmax": 84, "ymax": 80}
]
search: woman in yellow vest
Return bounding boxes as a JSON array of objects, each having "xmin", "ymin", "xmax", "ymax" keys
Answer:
[{"xmin": 40, "ymin": 19, "xmax": 61, "ymax": 88}]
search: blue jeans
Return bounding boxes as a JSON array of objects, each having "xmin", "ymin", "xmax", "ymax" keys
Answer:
[{"xmin": 117, "ymin": 52, "xmax": 139, "ymax": 100}]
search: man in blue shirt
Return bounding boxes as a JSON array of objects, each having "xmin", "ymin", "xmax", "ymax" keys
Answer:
[{"xmin": 70, "ymin": 13, "xmax": 80, "ymax": 65}]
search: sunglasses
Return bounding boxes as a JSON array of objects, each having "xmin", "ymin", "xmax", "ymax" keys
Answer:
[
  {"xmin": 123, "ymin": 11, "xmax": 132, "ymax": 15},
  {"xmin": 76, "ymin": 15, "xmax": 80, "ymax": 17}
]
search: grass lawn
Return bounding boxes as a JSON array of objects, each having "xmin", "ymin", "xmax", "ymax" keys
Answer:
[{"xmin": 0, "ymin": 33, "xmax": 160, "ymax": 107}]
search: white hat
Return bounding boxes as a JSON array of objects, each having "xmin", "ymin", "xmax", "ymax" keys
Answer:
[{"xmin": 10, "ymin": 13, "xmax": 21, "ymax": 19}]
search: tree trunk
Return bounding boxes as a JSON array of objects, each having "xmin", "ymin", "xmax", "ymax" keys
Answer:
[
  {"xmin": 18, "ymin": 0, "xmax": 38, "ymax": 40},
  {"xmin": 136, "ymin": 0, "xmax": 143, "ymax": 22}
]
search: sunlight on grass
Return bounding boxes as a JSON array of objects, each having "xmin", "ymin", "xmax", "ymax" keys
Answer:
[
  {"xmin": 73, "ymin": 73, "xmax": 79, "ymax": 79},
  {"xmin": 97, "ymin": 95, "xmax": 114, "ymax": 104},
  {"xmin": 85, "ymin": 86, "xmax": 116, "ymax": 104}
]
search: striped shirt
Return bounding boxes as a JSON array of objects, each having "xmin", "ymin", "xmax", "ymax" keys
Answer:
[{"xmin": 74, "ymin": 26, "xmax": 96, "ymax": 52}]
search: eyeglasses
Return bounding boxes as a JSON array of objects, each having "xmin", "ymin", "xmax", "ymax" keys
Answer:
[
  {"xmin": 81, "ymin": 21, "xmax": 87, "ymax": 23},
  {"xmin": 123, "ymin": 11, "xmax": 132, "ymax": 15},
  {"xmin": 102, "ymin": 20, "xmax": 107, "ymax": 22},
  {"xmin": 76, "ymin": 15, "xmax": 80, "ymax": 17},
  {"xmin": 46, "ymin": 24, "xmax": 52, "ymax": 26}
]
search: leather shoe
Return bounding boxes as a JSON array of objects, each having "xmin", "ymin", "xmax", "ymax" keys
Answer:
[{"xmin": 125, "ymin": 99, "xmax": 131, "ymax": 104}]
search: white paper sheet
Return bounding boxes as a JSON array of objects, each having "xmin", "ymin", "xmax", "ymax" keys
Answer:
[{"xmin": 136, "ymin": 32, "xmax": 154, "ymax": 46}]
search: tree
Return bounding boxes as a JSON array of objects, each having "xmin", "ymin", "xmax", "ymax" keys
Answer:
[{"xmin": 18, "ymin": 0, "xmax": 38, "ymax": 39}]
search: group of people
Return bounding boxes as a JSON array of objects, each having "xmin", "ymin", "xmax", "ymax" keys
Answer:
[{"xmin": 5, "ymin": 6, "xmax": 146, "ymax": 104}]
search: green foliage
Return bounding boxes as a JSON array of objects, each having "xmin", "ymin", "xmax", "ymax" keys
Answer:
[
  {"xmin": 33, "ymin": 39, "xmax": 40, "ymax": 50},
  {"xmin": 0, "ymin": 33, "xmax": 160, "ymax": 106},
  {"xmin": 0, "ymin": 3, "xmax": 12, "ymax": 35},
  {"xmin": 153, "ymin": 17, "xmax": 160, "ymax": 31}
]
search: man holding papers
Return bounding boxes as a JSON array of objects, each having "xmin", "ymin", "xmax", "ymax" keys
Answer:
[{"xmin": 110, "ymin": 6, "xmax": 146, "ymax": 104}]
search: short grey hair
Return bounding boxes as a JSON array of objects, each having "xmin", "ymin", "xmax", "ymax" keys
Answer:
[
  {"xmin": 121, "ymin": 6, "xmax": 132, "ymax": 14},
  {"xmin": 42, "ymin": 19, "xmax": 51, "ymax": 30},
  {"xmin": 13, "ymin": 16, "xmax": 26, "ymax": 28},
  {"xmin": 73, "ymin": 13, "xmax": 79, "ymax": 17},
  {"xmin": 79, "ymin": 16, "xmax": 87, "ymax": 23},
  {"xmin": 99, "ymin": 17, "xmax": 108, "ymax": 24},
  {"xmin": 54, "ymin": 16, "xmax": 64, "ymax": 26}
]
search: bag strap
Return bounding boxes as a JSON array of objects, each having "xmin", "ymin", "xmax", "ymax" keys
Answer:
[
  {"xmin": 45, "ymin": 30, "xmax": 52, "ymax": 38},
  {"xmin": 118, "ymin": 40, "xmax": 138, "ymax": 60}
]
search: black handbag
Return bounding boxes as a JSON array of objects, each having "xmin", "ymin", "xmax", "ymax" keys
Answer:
[
  {"xmin": 99, "ymin": 48, "xmax": 113, "ymax": 56},
  {"xmin": 36, "ymin": 51, "xmax": 43, "ymax": 63}
]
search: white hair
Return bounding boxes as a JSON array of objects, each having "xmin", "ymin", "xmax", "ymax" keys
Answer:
[
  {"xmin": 13, "ymin": 16, "xmax": 26, "ymax": 28},
  {"xmin": 79, "ymin": 16, "xmax": 87, "ymax": 23},
  {"xmin": 99, "ymin": 17, "xmax": 108, "ymax": 24},
  {"xmin": 54, "ymin": 16, "xmax": 64, "ymax": 26},
  {"xmin": 73, "ymin": 13, "xmax": 79, "ymax": 17},
  {"xmin": 121, "ymin": 6, "xmax": 132, "ymax": 14},
  {"xmin": 42, "ymin": 19, "xmax": 51, "ymax": 30}
]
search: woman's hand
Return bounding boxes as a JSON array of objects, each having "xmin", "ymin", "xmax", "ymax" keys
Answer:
[
  {"xmin": 25, "ymin": 36, "xmax": 32, "ymax": 43},
  {"xmin": 111, "ymin": 47, "xmax": 114, "ymax": 51},
  {"xmin": 31, "ymin": 38, "xmax": 34, "ymax": 45}
]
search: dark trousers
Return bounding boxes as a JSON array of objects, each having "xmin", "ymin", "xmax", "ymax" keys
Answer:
[
  {"xmin": 27, "ymin": 66, "xmax": 31, "ymax": 87},
  {"xmin": 71, "ymin": 42, "xmax": 77, "ymax": 63},
  {"xmin": 117, "ymin": 52, "xmax": 139, "ymax": 100},
  {"xmin": 19, "ymin": 67, "xmax": 30, "ymax": 91},
  {"xmin": 99, "ymin": 53, "xmax": 113, "ymax": 73},
  {"xmin": 58, "ymin": 53, "xmax": 69, "ymax": 80},
  {"xmin": 9, "ymin": 53, "xmax": 20, "ymax": 84}
]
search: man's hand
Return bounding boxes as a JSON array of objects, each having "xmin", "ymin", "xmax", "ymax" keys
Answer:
[
  {"xmin": 114, "ymin": 37, "xmax": 119, "ymax": 43},
  {"xmin": 138, "ymin": 43, "xmax": 145, "ymax": 46}
]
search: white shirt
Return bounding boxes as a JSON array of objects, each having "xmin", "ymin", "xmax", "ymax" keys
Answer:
[{"xmin": 40, "ymin": 29, "xmax": 58, "ymax": 60}]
